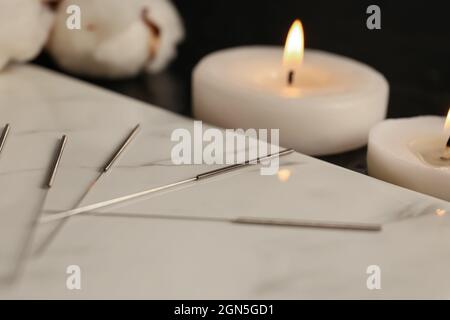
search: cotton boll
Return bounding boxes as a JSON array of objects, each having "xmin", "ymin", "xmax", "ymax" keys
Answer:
[
  {"xmin": 141, "ymin": 0, "xmax": 184, "ymax": 72},
  {"xmin": 93, "ymin": 22, "xmax": 150, "ymax": 77},
  {"xmin": 0, "ymin": 0, "xmax": 54, "ymax": 71},
  {"xmin": 47, "ymin": 0, "xmax": 148, "ymax": 78},
  {"xmin": 47, "ymin": 0, "xmax": 184, "ymax": 78}
]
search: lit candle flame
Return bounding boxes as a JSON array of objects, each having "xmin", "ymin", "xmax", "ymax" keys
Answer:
[
  {"xmin": 443, "ymin": 108, "xmax": 450, "ymax": 160},
  {"xmin": 283, "ymin": 19, "xmax": 304, "ymax": 85},
  {"xmin": 445, "ymin": 108, "xmax": 450, "ymax": 134}
]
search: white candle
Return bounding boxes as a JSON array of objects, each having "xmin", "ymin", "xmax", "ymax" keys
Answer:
[
  {"xmin": 193, "ymin": 20, "xmax": 389, "ymax": 156},
  {"xmin": 368, "ymin": 112, "xmax": 450, "ymax": 201}
]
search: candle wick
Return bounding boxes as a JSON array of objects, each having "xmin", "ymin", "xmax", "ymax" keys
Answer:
[
  {"xmin": 287, "ymin": 70, "xmax": 295, "ymax": 86},
  {"xmin": 440, "ymin": 136, "xmax": 450, "ymax": 161}
]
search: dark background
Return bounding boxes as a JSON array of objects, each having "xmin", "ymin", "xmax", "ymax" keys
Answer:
[{"xmin": 34, "ymin": 0, "xmax": 450, "ymax": 173}]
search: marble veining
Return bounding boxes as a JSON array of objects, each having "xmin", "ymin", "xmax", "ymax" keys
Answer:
[{"xmin": 0, "ymin": 64, "xmax": 449, "ymax": 299}]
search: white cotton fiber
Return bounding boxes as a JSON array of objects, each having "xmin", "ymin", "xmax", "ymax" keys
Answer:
[
  {"xmin": 0, "ymin": 0, "xmax": 54, "ymax": 71},
  {"xmin": 47, "ymin": 0, "xmax": 184, "ymax": 78}
]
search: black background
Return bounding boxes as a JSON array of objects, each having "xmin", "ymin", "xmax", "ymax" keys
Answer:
[{"xmin": 34, "ymin": 0, "xmax": 450, "ymax": 172}]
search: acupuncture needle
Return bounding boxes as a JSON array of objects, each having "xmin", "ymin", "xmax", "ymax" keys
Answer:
[
  {"xmin": 8, "ymin": 135, "xmax": 67, "ymax": 283},
  {"xmin": 33, "ymin": 124, "xmax": 141, "ymax": 255},
  {"xmin": 0, "ymin": 123, "xmax": 11, "ymax": 156},
  {"xmin": 83, "ymin": 211, "xmax": 382, "ymax": 232},
  {"xmin": 74, "ymin": 123, "xmax": 141, "ymax": 207},
  {"xmin": 40, "ymin": 148, "xmax": 295, "ymax": 223}
]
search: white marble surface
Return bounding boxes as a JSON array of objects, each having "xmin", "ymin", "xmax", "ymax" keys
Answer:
[{"xmin": 0, "ymin": 65, "xmax": 449, "ymax": 299}]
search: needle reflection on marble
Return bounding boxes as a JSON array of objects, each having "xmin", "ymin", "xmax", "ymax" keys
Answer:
[
  {"xmin": 6, "ymin": 135, "xmax": 67, "ymax": 284},
  {"xmin": 34, "ymin": 125, "xmax": 141, "ymax": 256},
  {"xmin": 82, "ymin": 211, "xmax": 382, "ymax": 232},
  {"xmin": 4, "ymin": 190, "xmax": 49, "ymax": 285}
]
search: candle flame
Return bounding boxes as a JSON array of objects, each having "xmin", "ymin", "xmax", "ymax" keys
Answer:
[
  {"xmin": 283, "ymin": 20, "xmax": 304, "ymax": 71},
  {"xmin": 445, "ymin": 108, "xmax": 450, "ymax": 133}
]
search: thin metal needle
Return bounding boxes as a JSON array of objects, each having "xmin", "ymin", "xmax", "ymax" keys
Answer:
[
  {"xmin": 232, "ymin": 217, "xmax": 382, "ymax": 232},
  {"xmin": 79, "ymin": 211, "xmax": 382, "ymax": 232},
  {"xmin": 74, "ymin": 123, "xmax": 141, "ymax": 206},
  {"xmin": 8, "ymin": 135, "xmax": 67, "ymax": 283},
  {"xmin": 34, "ymin": 124, "xmax": 141, "ymax": 255},
  {"xmin": 0, "ymin": 123, "xmax": 11, "ymax": 156},
  {"xmin": 47, "ymin": 135, "xmax": 67, "ymax": 188},
  {"xmin": 40, "ymin": 148, "xmax": 295, "ymax": 223},
  {"xmin": 103, "ymin": 124, "xmax": 140, "ymax": 172}
]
